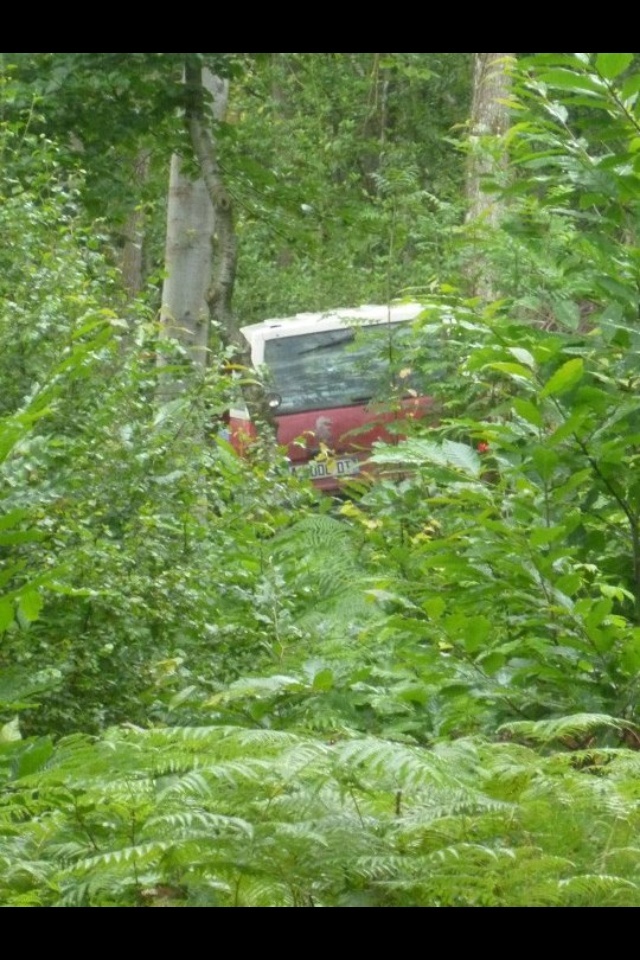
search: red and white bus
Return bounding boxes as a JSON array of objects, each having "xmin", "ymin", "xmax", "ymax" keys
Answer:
[{"xmin": 228, "ymin": 302, "xmax": 433, "ymax": 491}]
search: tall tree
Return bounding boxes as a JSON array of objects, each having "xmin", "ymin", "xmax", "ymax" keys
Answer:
[
  {"xmin": 159, "ymin": 61, "xmax": 238, "ymax": 392},
  {"xmin": 466, "ymin": 53, "xmax": 514, "ymax": 225},
  {"xmin": 4, "ymin": 54, "xmax": 238, "ymax": 317},
  {"xmin": 465, "ymin": 53, "xmax": 515, "ymax": 298}
]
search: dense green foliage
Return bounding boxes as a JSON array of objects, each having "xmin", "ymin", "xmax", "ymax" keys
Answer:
[
  {"xmin": 3, "ymin": 52, "xmax": 640, "ymax": 906},
  {"xmin": 3, "ymin": 717, "xmax": 640, "ymax": 906},
  {"xmin": 228, "ymin": 53, "xmax": 472, "ymax": 320}
]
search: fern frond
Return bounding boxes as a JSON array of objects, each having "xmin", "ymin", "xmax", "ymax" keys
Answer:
[
  {"xmin": 369, "ymin": 438, "xmax": 482, "ymax": 478},
  {"xmin": 273, "ymin": 514, "xmax": 371, "ymax": 611},
  {"xmin": 66, "ymin": 840, "xmax": 173, "ymax": 873},
  {"xmin": 544, "ymin": 873, "xmax": 639, "ymax": 906},
  {"xmin": 499, "ymin": 713, "xmax": 634, "ymax": 744},
  {"xmin": 142, "ymin": 811, "xmax": 253, "ymax": 839},
  {"xmin": 7, "ymin": 716, "xmax": 640, "ymax": 906},
  {"xmin": 334, "ymin": 737, "xmax": 479, "ymax": 793},
  {"xmin": 230, "ymin": 876, "xmax": 296, "ymax": 907},
  {"xmin": 153, "ymin": 770, "xmax": 212, "ymax": 801}
]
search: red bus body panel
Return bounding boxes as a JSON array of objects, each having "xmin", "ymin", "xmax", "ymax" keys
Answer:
[{"xmin": 276, "ymin": 395, "xmax": 433, "ymax": 491}]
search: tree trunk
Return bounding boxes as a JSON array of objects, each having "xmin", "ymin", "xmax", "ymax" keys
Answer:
[
  {"xmin": 184, "ymin": 64, "xmax": 275, "ymax": 429},
  {"xmin": 186, "ymin": 71, "xmax": 239, "ymax": 349},
  {"xmin": 158, "ymin": 67, "xmax": 233, "ymax": 388},
  {"xmin": 159, "ymin": 154, "xmax": 215, "ymax": 377},
  {"xmin": 465, "ymin": 53, "xmax": 514, "ymax": 299},
  {"xmin": 466, "ymin": 53, "xmax": 514, "ymax": 226},
  {"xmin": 120, "ymin": 149, "xmax": 151, "ymax": 299}
]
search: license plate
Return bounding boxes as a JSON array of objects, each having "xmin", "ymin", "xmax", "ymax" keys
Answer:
[{"xmin": 291, "ymin": 456, "xmax": 361, "ymax": 480}]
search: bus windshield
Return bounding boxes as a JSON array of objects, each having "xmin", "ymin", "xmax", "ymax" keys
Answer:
[{"xmin": 263, "ymin": 322, "xmax": 419, "ymax": 415}]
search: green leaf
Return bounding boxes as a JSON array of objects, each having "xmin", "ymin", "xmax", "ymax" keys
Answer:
[
  {"xmin": 598, "ymin": 583, "xmax": 635, "ymax": 603},
  {"xmin": 545, "ymin": 101, "xmax": 568, "ymax": 123},
  {"xmin": 621, "ymin": 73, "xmax": 640, "ymax": 100},
  {"xmin": 555, "ymin": 574, "xmax": 582, "ymax": 596},
  {"xmin": 0, "ymin": 718, "xmax": 21, "ymax": 743},
  {"xmin": 0, "ymin": 600, "xmax": 14, "ymax": 632},
  {"xmin": 17, "ymin": 591, "xmax": 43, "ymax": 624},
  {"xmin": 13, "ymin": 736, "xmax": 54, "ymax": 778},
  {"xmin": 529, "ymin": 525, "xmax": 565, "ymax": 547},
  {"xmin": 312, "ymin": 669, "xmax": 333, "ymax": 691},
  {"xmin": 369, "ymin": 439, "xmax": 481, "ymax": 477},
  {"xmin": 0, "ymin": 509, "xmax": 29, "ymax": 531},
  {"xmin": 463, "ymin": 616, "xmax": 492, "ymax": 654},
  {"xmin": 539, "ymin": 358, "xmax": 584, "ymax": 398},
  {"xmin": 478, "ymin": 652, "xmax": 505, "ymax": 675},
  {"xmin": 552, "ymin": 299, "xmax": 580, "ymax": 331},
  {"xmin": 547, "ymin": 407, "xmax": 591, "ymax": 445},
  {"xmin": 442, "ymin": 440, "xmax": 482, "ymax": 477},
  {"xmin": 0, "ymin": 529, "xmax": 43, "ymax": 546},
  {"xmin": 595, "ymin": 53, "xmax": 633, "ymax": 80},
  {"xmin": 595, "ymin": 274, "xmax": 638, "ymax": 306},
  {"xmin": 513, "ymin": 398, "xmax": 543, "ymax": 428},
  {"xmin": 536, "ymin": 69, "xmax": 607, "ymax": 95},
  {"xmin": 531, "ymin": 446, "xmax": 559, "ymax": 480},
  {"xmin": 485, "ymin": 361, "xmax": 535, "ymax": 381},
  {"xmin": 423, "ymin": 597, "xmax": 446, "ymax": 620},
  {"xmin": 508, "ymin": 347, "xmax": 536, "ymax": 369}
]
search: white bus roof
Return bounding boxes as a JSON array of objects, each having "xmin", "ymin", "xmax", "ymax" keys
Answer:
[{"xmin": 240, "ymin": 302, "xmax": 425, "ymax": 347}]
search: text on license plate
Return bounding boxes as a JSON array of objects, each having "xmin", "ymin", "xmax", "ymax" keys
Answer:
[{"xmin": 292, "ymin": 457, "xmax": 361, "ymax": 480}]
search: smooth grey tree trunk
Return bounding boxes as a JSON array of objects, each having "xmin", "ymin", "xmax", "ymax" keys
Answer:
[
  {"xmin": 158, "ymin": 72, "xmax": 230, "ymax": 383},
  {"xmin": 466, "ymin": 53, "xmax": 514, "ymax": 226},
  {"xmin": 465, "ymin": 53, "xmax": 514, "ymax": 299}
]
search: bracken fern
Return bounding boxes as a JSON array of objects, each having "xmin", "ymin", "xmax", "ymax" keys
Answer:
[{"xmin": 2, "ymin": 715, "xmax": 640, "ymax": 905}]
